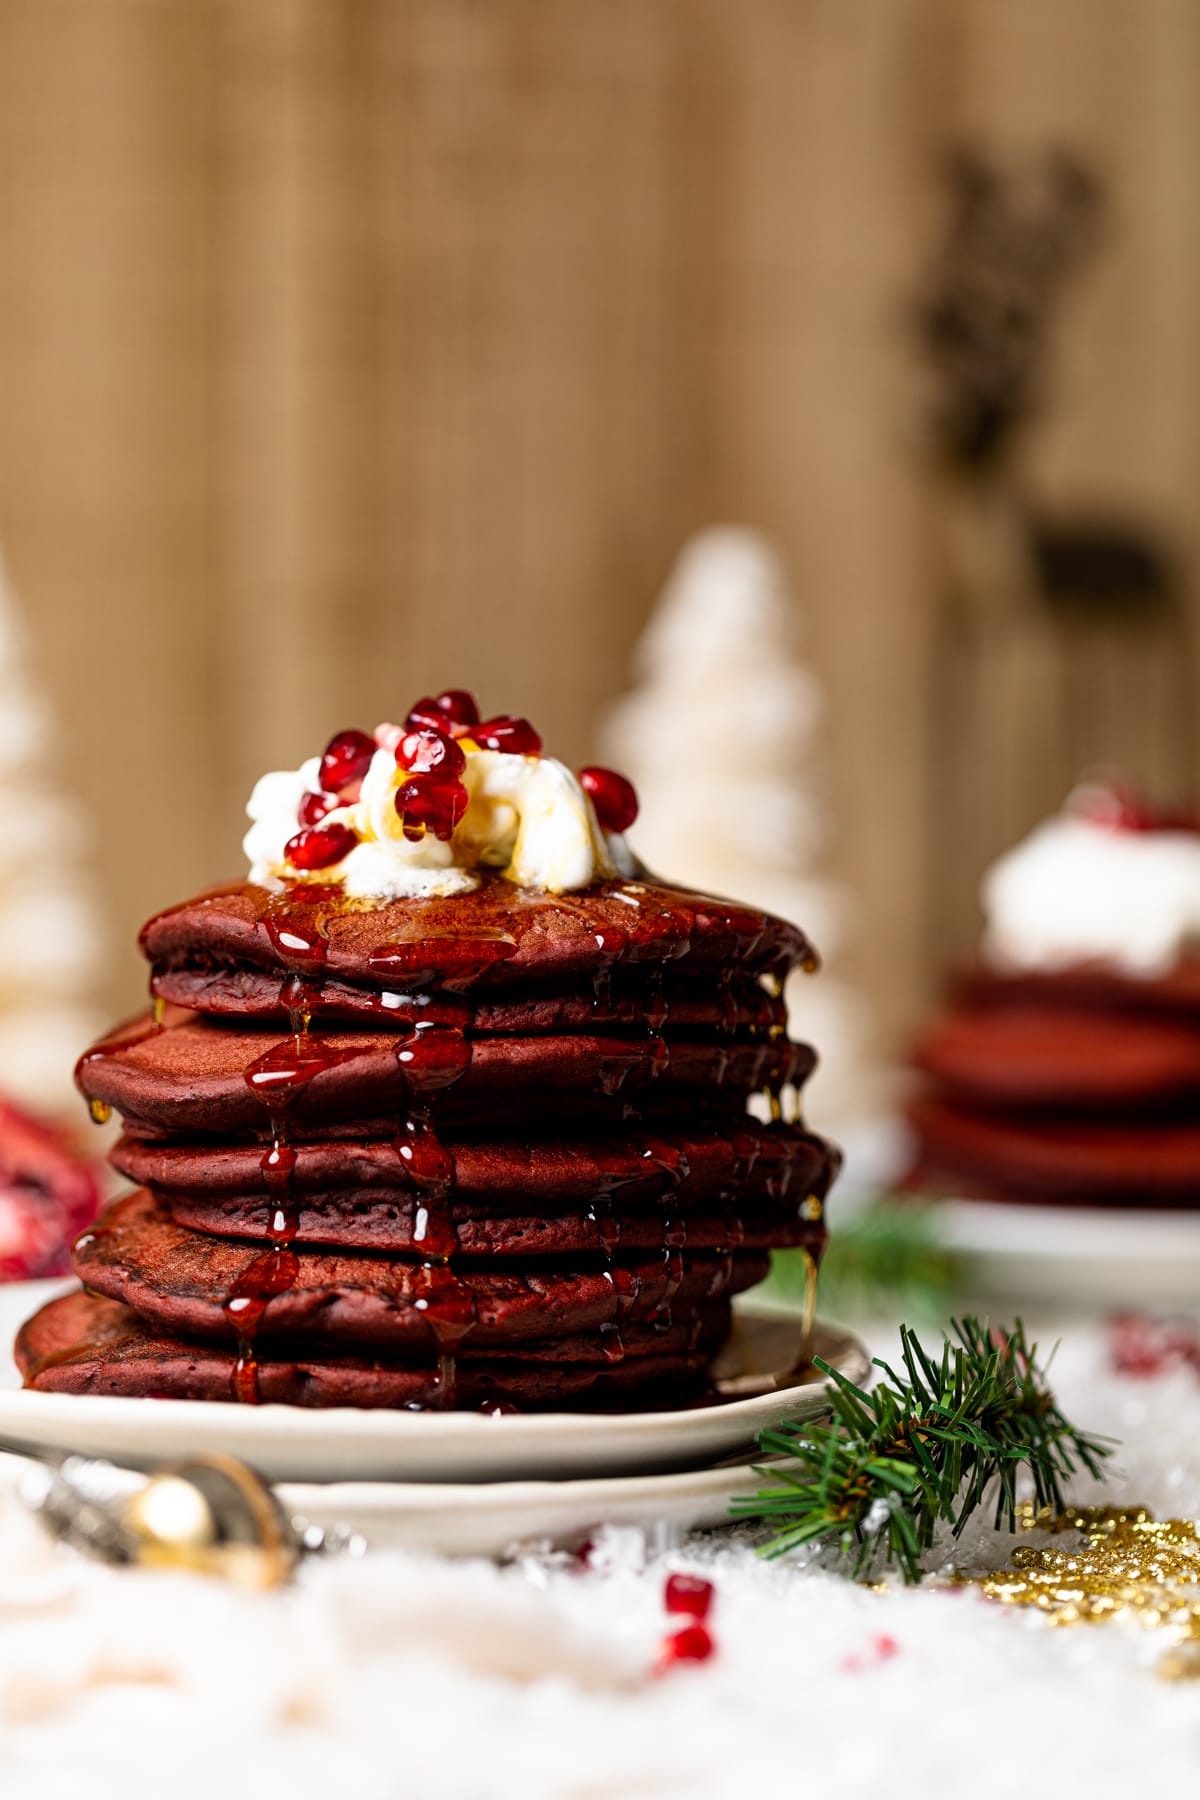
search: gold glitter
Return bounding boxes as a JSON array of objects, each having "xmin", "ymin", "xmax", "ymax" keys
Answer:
[{"xmin": 961, "ymin": 1504, "xmax": 1200, "ymax": 1679}]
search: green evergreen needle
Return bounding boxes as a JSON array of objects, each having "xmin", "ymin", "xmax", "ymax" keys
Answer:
[{"xmin": 732, "ymin": 1316, "xmax": 1114, "ymax": 1583}]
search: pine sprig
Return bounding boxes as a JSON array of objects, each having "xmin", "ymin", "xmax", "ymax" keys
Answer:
[
  {"xmin": 732, "ymin": 1317, "xmax": 1114, "ymax": 1583},
  {"xmin": 764, "ymin": 1198, "xmax": 958, "ymax": 1322}
]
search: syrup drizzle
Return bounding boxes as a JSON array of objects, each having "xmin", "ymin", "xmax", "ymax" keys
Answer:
[
  {"xmin": 390, "ymin": 1020, "xmax": 476, "ymax": 1406},
  {"xmin": 231, "ymin": 1016, "xmax": 376, "ymax": 1398},
  {"xmin": 247, "ymin": 884, "xmax": 484, "ymax": 1409},
  {"xmin": 226, "ymin": 887, "xmax": 341, "ymax": 1401},
  {"xmin": 798, "ymin": 1245, "xmax": 819, "ymax": 1368},
  {"xmin": 78, "ymin": 1006, "xmax": 167, "ymax": 1126}
]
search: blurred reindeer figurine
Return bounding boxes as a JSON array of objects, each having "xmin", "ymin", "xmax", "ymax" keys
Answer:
[{"xmin": 917, "ymin": 148, "xmax": 1192, "ymax": 955}]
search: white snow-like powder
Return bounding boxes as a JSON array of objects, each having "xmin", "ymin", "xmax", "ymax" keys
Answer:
[{"xmin": 0, "ymin": 1324, "xmax": 1196, "ymax": 1800}]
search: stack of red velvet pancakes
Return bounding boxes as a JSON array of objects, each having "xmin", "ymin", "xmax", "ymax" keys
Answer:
[
  {"xmin": 906, "ymin": 787, "xmax": 1200, "ymax": 1211},
  {"xmin": 17, "ymin": 694, "xmax": 838, "ymax": 1410}
]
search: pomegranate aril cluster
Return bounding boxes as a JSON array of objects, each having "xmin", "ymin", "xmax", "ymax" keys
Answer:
[
  {"xmin": 655, "ymin": 1572, "xmax": 716, "ymax": 1674},
  {"xmin": 281, "ymin": 690, "xmax": 640, "ymax": 872},
  {"xmin": 394, "ymin": 725, "xmax": 469, "ymax": 843}
]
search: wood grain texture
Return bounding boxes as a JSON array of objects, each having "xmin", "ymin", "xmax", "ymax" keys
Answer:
[{"xmin": 0, "ymin": 0, "xmax": 1195, "ymax": 1084}]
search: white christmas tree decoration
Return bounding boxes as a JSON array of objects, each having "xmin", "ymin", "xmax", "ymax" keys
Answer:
[
  {"xmin": 600, "ymin": 527, "xmax": 868, "ymax": 1128},
  {"xmin": 0, "ymin": 552, "xmax": 100, "ymax": 1112}
]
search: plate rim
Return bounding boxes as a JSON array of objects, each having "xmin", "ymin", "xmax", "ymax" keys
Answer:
[{"xmin": 0, "ymin": 1302, "xmax": 868, "ymax": 1444}]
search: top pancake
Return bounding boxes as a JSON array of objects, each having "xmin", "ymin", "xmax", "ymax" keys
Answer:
[{"xmin": 140, "ymin": 876, "xmax": 816, "ymax": 1006}]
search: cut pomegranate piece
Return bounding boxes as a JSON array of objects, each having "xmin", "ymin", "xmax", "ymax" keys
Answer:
[
  {"xmin": 474, "ymin": 715, "xmax": 543, "ymax": 756},
  {"xmin": 579, "ymin": 765, "xmax": 639, "ymax": 834},
  {"xmin": 0, "ymin": 1098, "xmax": 101, "ymax": 1281},
  {"xmin": 284, "ymin": 822, "xmax": 359, "ymax": 870},
  {"xmin": 405, "ymin": 690, "xmax": 481, "ymax": 737},
  {"xmin": 396, "ymin": 728, "xmax": 467, "ymax": 778},
  {"xmin": 394, "ymin": 775, "xmax": 469, "ymax": 842},
  {"xmin": 297, "ymin": 790, "xmax": 335, "ymax": 828},
  {"xmin": 663, "ymin": 1573, "xmax": 714, "ymax": 1620},
  {"xmin": 318, "ymin": 729, "xmax": 376, "ymax": 798}
]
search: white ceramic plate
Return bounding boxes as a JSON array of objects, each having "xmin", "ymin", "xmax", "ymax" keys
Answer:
[
  {"xmin": 0, "ymin": 1443, "xmax": 793, "ymax": 1559},
  {"xmin": 934, "ymin": 1198, "xmax": 1200, "ymax": 1309},
  {"xmin": 0, "ymin": 1282, "xmax": 869, "ymax": 1484},
  {"xmin": 837, "ymin": 1112, "xmax": 1200, "ymax": 1312},
  {"xmin": 276, "ymin": 1457, "xmax": 786, "ymax": 1556}
]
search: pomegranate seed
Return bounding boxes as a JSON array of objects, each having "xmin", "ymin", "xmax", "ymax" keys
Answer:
[
  {"xmin": 840, "ymin": 1633, "xmax": 901, "ymax": 1673},
  {"xmin": 1110, "ymin": 1312, "xmax": 1200, "ymax": 1378},
  {"xmin": 319, "ymin": 729, "xmax": 376, "ymax": 797},
  {"xmin": 405, "ymin": 690, "xmax": 481, "ymax": 736},
  {"xmin": 297, "ymin": 791, "xmax": 335, "ymax": 828},
  {"xmin": 1066, "ymin": 780, "xmax": 1200, "ymax": 835},
  {"xmin": 580, "ymin": 766, "xmax": 639, "ymax": 834},
  {"xmin": 656, "ymin": 1624, "xmax": 714, "ymax": 1673},
  {"xmin": 395, "ymin": 775, "xmax": 469, "ymax": 842},
  {"xmin": 474, "ymin": 714, "xmax": 543, "ymax": 756},
  {"xmin": 284, "ymin": 822, "xmax": 358, "ymax": 871},
  {"xmin": 374, "ymin": 722, "xmax": 405, "ymax": 754},
  {"xmin": 396, "ymin": 728, "xmax": 466, "ymax": 778},
  {"xmin": 664, "ymin": 1573, "xmax": 714, "ymax": 1620}
]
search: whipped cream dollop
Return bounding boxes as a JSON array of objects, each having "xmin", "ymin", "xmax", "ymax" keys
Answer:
[
  {"xmin": 244, "ymin": 704, "xmax": 634, "ymax": 899},
  {"xmin": 982, "ymin": 800, "xmax": 1200, "ymax": 977}
]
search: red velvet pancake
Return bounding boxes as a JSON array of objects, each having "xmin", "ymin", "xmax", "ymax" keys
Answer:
[
  {"xmin": 110, "ymin": 1122, "xmax": 836, "ymax": 1254},
  {"xmin": 72, "ymin": 1189, "xmax": 770, "ymax": 1348},
  {"xmin": 151, "ymin": 962, "xmax": 788, "ymax": 1035},
  {"xmin": 18, "ymin": 1292, "xmax": 717, "ymax": 1409},
  {"xmin": 77, "ymin": 1009, "xmax": 811, "ymax": 1140},
  {"xmin": 141, "ymin": 877, "xmax": 815, "ymax": 999},
  {"xmin": 907, "ymin": 1093, "xmax": 1200, "ymax": 1205},
  {"xmin": 913, "ymin": 1006, "xmax": 1200, "ymax": 1113}
]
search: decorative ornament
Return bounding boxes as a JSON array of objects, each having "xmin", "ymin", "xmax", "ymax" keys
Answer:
[
  {"xmin": 0, "ymin": 553, "xmax": 101, "ymax": 1113},
  {"xmin": 600, "ymin": 528, "xmax": 870, "ymax": 1128},
  {"xmin": 122, "ymin": 1456, "xmax": 301, "ymax": 1588},
  {"xmin": 20, "ymin": 1448, "xmax": 361, "ymax": 1586},
  {"xmin": 961, "ymin": 1504, "xmax": 1200, "ymax": 1682}
]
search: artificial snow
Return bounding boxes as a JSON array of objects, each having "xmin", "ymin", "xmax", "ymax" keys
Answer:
[{"xmin": 0, "ymin": 1324, "xmax": 1196, "ymax": 1798}]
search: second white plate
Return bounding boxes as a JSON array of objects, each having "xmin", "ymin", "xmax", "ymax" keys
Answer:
[{"xmin": 934, "ymin": 1198, "xmax": 1200, "ymax": 1309}]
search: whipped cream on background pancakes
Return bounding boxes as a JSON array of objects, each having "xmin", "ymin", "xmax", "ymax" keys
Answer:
[
  {"xmin": 982, "ymin": 784, "xmax": 1200, "ymax": 978},
  {"xmin": 244, "ymin": 691, "xmax": 637, "ymax": 900}
]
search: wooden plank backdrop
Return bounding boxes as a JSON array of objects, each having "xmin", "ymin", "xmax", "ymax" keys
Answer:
[{"xmin": 0, "ymin": 0, "xmax": 1196, "ymax": 1075}]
